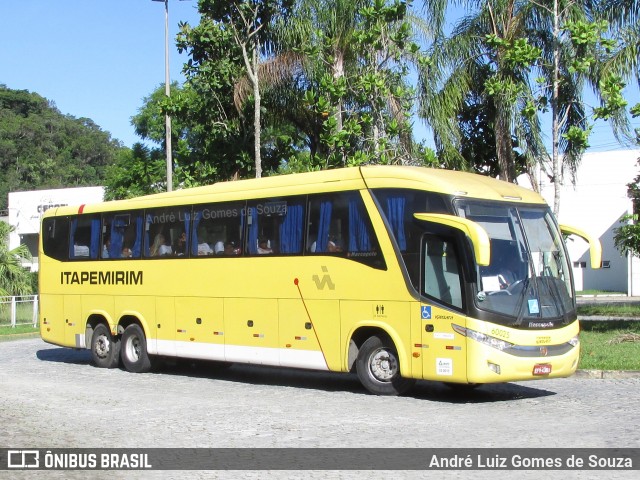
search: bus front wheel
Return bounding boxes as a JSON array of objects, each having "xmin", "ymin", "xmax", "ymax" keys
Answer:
[
  {"xmin": 121, "ymin": 324, "xmax": 152, "ymax": 373},
  {"xmin": 356, "ymin": 335, "xmax": 415, "ymax": 396},
  {"xmin": 91, "ymin": 323, "xmax": 120, "ymax": 369}
]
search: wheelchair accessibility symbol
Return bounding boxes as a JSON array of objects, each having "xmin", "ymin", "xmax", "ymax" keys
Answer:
[{"xmin": 421, "ymin": 306, "xmax": 432, "ymax": 320}]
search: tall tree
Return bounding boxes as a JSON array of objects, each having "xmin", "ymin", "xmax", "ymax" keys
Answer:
[
  {"xmin": 420, "ymin": 0, "xmax": 545, "ymax": 182},
  {"xmin": 420, "ymin": 1, "xmax": 629, "ymax": 215},
  {"xmin": 186, "ymin": 0, "xmax": 293, "ymax": 178},
  {"xmin": 103, "ymin": 144, "xmax": 167, "ymax": 200},
  {"xmin": 271, "ymin": 0, "xmax": 433, "ymax": 167}
]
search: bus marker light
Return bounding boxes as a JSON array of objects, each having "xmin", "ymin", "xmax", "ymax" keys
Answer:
[
  {"xmin": 533, "ymin": 363, "xmax": 552, "ymax": 376},
  {"xmin": 286, "ymin": 344, "xmax": 292, "ymax": 348},
  {"xmin": 488, "ymin": 362, "xmax": 501, "ymax": 374},
  {"xmin": 253, "ymin": 334, "xmax": 264, "ymax": 338},
  {"xmin": 213, "ymin": 331, "xmax": 223, "ymax": 336},
  {"xmin": 295, "ymin": 336, "xmax": 307, "ymax": 341},
  {"xmin": 190, "ymin": 338, "xmax": 195, "ymax": 342},
  {"xmin": 413, "ymin": 352, "xmax": 420, "ymax": 358}
]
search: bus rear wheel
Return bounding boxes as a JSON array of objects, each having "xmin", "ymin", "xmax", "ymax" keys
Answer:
[
  {"xmin": 121, "ymin": 324, "xmax": 152, "ymax": 373},
  {"xmin": 91, "ymin": 323, "xmax": 120, "ymax": 369},
  {"xmin": 356, "ymin": 335, "xmax": 415, "ymax": 396}
]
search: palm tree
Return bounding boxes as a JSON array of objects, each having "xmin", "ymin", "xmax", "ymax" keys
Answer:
[
  {"xmin": 0, "ymin": 221, "xmax": 33, "ymax": 296},
  {"xmin": 599, "ymin": 0, "xmax": 640, "ymax": 133},
  {"xmin": 258, "ymin": 0, "xmax": 440, "ymax": 167},
  {"xmin": 419, "ymin": 0, "xmax": 547, "ymax": 183}
]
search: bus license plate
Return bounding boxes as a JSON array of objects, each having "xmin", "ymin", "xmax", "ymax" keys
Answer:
[{"xmin": 533, "ymin": 364, "xmax": 552, "ymax": 375}]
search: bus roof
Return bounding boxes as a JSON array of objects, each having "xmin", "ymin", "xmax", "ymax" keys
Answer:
[{"xmin": 46, "ymin": 166, "xmax": 545, "ymax": 217}]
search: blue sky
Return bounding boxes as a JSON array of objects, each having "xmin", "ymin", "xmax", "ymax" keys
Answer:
[
  {"xmin": 1, "ymin": 0, "xmax": 638, "ymax": 153},
  {"xmin": 0, "ymin": 0, "xmax": 200, "ymax": 148}
]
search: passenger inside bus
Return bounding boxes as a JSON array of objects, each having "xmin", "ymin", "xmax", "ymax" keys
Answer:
[
  {"xmin": 257, "ymin": 237, "xmax": 273, "ymax": 254},
  {"xmin": 224, "ymin": 241, "xmax": 239, "ymax": 255},
  {"xmin": 150, "ymin": 233, "xmax": 172, "ymax": 256},
  {"xmin": 174, "ymin": 231, "xmax": 187, "ymax": 256}
]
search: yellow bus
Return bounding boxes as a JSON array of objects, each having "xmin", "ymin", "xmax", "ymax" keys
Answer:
[{"xmin": 39, "ymin": 166, "xmax": 601, "ymax": 395}]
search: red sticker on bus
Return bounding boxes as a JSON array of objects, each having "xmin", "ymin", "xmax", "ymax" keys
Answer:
[{"xmin": 532, "ymin": 364, "xmax": 552, "ymax": 375}]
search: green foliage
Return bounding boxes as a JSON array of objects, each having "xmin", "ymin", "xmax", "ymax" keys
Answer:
[
  {"xmin": 0, "ymin": 221, "xmax": 33, "ymax": 296},
  {"xmin": 171, "ymin": 1, "xmax": 301, "ymax": 184},
  {"xmin": 104, "ymin": 144, "xmax": 167, "ymax": 200},
  {"xmin": 614, "ymin": 214, "xmax": 640, "ymax": 258},
  {"xmin": 578, "ymin": 321, "xmax": 640, "ymax": 371},
  {"xmin": 562, "ymin": 125, "xmax": 591, "ymax": 150},
  {"xmin": 484, "ymin": 34, "xmax": 541, "ymax": 69},
  {"xmin": 593, "ymin": 74, "xmax": 628, "ymax": 120},
  {"xmin": 0, "ymin": 85, "xmax": 122, "ymax": 209},
  {"xmin": 304, "ymin": 0, "xmax": 423, "ymax": 167}
]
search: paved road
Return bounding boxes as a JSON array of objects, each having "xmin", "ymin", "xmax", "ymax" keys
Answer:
[{"xmin": 1, "ymin": 338, "xmax": 639, "ymax": 479}]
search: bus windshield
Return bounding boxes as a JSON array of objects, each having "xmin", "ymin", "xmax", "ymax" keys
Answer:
[{"xmin": 456, "ymin": 201, "xmax": 574, "ymax": 323}]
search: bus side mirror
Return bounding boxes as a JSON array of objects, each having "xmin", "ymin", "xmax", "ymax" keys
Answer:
[
  {"xmin": 559, "ymin": 224, "xmax": 602, "ymax": 269},
  {"xmin": 414, "ymin": 213, "xmax": 491, "ymax": 266}
]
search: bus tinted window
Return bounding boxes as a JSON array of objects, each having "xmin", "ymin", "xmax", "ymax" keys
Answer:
[
  {"xmin": 422, "ymin": 235, "xmax": 463, "ymax": 309},
  {"xmin": 246, "ymin": 197, "xmax": 305, "ymax": 255},
  {"xmin": 102, "ymin": 212, "xmax": 143, "ymax": 259},
  {"xmin": 373, "ymin": 188, "xmax": 450, "ymax": 287},
  {"xmin": 145, "ymin": 207, "xmax": 191, "ymax": 258},
  {"xmin": 192, "ymin": 202, "xmax": 245, "ymax": 256},
  {"xmin": 307, "ymin": 192, "xmax": 384, "ymax": 268},
  {"xmin": 42, "ymin": 217, "xmax": 69, "ymax": 261},
  {"xmin": 70, "ymin": 216, "xmax": 101, "ymax": 260}
]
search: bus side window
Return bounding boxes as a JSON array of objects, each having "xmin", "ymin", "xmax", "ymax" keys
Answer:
[
  {"xmin": 145, "ymin": 207, "xmax": 191, "ymax": 258},
  {"xmin": 307, "ymin": 192, "xmax": 384, "ymax": 269},
  {"xmin": 70, "ymin": 216, "xmax": 100, "ymax": 260},
  {"xmin": 245, "ymin": 198, "xmax": 305, "ymax": 255},
  {"xmin": 422, "ymin": 235, "xmax": 463, "ymax": 309},
  {"xmin": 42, "ymin": 217, "xmax": 70, "ymax": 261},
  {"xmin": 191, "ymin": 202, "xmax": 245, "ymax": 256},
  {"xmin": 103, "ymin": 213, "xmax": 143, "ymax": 259}
]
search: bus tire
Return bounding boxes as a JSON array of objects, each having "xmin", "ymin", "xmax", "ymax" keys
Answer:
[
  {"xmin": 121, "ymin": 324, "xmax": 152, "ymax": 373},
  {"xmin": 91, "ymin": 323, "xmax": 120, "ymax": 369},
  {"xmin": 356, "ymin": 335, "xmax": 415, "ymax": 396}
]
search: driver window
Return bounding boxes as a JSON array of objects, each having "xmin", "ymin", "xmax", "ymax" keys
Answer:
[{"xmin": 423, "ymin": 235, "xmax": 463, "ymax": 309}]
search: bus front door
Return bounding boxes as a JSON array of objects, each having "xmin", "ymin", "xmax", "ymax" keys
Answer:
[{"xmin": 419, "ymin": 233, "xmax": 469, "ymax": 383}]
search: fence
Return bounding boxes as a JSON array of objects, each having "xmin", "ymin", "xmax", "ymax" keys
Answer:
[{"xmin": 0, "ymin": 295, "xmax": 39, "ymax": 328}]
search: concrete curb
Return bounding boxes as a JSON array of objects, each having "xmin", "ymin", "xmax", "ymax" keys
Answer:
[{"xmin": 574, "ymin": 370, "xmax": 640, "ymax": 379}]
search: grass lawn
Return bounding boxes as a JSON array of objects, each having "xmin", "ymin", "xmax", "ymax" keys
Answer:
[
  {"xmin": 0, "ymin": 325, "xmax": 39, "ymax": 342},
  {"xmin": 577, "ymin": 303, "xmax": 640, "ymax": 317},
  {"xmin": 578, "ymin": 320, "xmax": 640, "ymax": 370}
]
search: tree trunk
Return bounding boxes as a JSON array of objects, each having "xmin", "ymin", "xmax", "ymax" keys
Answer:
[
  {"xmin": 253, "ymin": 48, "xmax": 262, "ymax": 178},
  {"xmin": 495, "ymin": 109, "xmax": 514, "ymax": 182}
]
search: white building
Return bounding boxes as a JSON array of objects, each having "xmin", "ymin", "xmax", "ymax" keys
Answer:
[
  {"xmin": 7, "ymin": 186, "xmax": 104, "ymax": 272},
  {"xmin": 534, "ymin": 149, "xmax": 640, "ymax": 295}
]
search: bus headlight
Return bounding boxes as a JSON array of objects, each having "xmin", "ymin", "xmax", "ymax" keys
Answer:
[
  {"xmin": 568, "ymin": 335, "xmax": 579, "ymax": 347},
  {"xmin": 452, "ymin": 324, "xmax": 514, "ymax": 351}
]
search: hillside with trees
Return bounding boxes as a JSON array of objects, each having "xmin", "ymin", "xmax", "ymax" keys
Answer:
[{"xmin": 0, "ymin": 85, "xmax": 125, "ymax": 210}]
